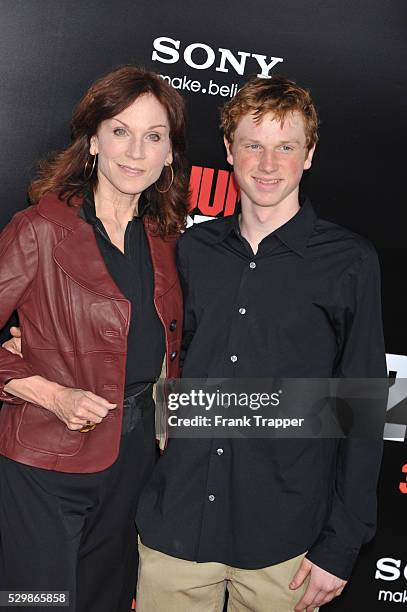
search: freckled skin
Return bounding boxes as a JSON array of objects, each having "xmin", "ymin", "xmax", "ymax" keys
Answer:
[{"xmin": 225, "ymin": 111, "xmax": 315, "ymax": 215}]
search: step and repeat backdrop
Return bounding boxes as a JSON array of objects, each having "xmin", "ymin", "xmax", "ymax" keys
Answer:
[{"xmin": 0, "ymin": 1, "xmax": 406, "ymax": 609}]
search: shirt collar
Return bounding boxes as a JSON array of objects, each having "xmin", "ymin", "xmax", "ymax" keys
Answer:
[
  {"xmin": 272, "ymin": 197, "xmax": 317, "ymax": 257},
  {"xmin": 210, "ymin": 196, "xmax": 317, "ymax": 257}
]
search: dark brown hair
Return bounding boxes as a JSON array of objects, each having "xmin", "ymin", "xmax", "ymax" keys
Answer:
[
  {"xmin": 29, "ymin": 66, "xmax": 189, "ymax": 236},
  {"xmin": 221, "ymin": 75, "xmax": 319, "ymax": 151}
]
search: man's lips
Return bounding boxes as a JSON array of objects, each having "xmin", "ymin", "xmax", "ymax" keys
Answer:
[
  {"xmin": 253, "ymin": 177, "xmax": 282, "ymax": 185},
  {"xmin": 252, "ymin": 176, "xmax": 283, "ymax": 191},
  {"xmin": 117, "ymin": 164, "xmax": 145, "ymax": 176}
]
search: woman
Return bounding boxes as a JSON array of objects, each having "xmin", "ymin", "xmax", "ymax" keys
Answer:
[{"xmin": 0, "ymin": 66, "xmax": 187, "ymax": 611}]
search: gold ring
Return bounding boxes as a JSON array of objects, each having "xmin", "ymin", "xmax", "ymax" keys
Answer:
[{"xmin": 79, "ymin": 420, "xmax": 96, "ymax": 433}]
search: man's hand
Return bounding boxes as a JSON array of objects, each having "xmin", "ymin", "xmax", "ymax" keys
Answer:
[
  {"xmin": 290, "ymin": 557, "xmax": 347, "ymax": 610},
  {"xmin": 2, "ymin": 326, "xmax": 22, "ymax": 357}
]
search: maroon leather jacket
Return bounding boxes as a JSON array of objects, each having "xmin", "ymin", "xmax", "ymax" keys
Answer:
[{"xmin": 0, "ymin": 192, "xmax": 182, "ymax": 473}]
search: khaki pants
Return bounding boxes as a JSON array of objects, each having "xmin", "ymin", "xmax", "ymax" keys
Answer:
[{"xmin": 137, "ymin": 539, "xmax": 318, "ymax": 612}]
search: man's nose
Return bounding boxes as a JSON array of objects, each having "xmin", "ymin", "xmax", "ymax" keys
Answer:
[{"xmin": 258, "ymin": 149, "xmax": 278, "ymax": 173}]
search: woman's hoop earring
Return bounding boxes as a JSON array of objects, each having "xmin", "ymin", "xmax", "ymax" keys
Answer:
[
  {"xmin": 84, "ymin": 153, "xmax": 97, "ymax": 180},
  {"xmin": 155, "ymin": 163, "xmax": 174, "ymax": 194}
]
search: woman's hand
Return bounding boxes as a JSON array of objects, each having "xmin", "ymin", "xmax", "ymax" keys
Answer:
[
  {"xmin": 2, "ymin": 327, "xmax": 117, "ymax": 430},
  {"xmin": 51, "ymin": 386, "xmax": 117, "ymax": 430},
  {"xmin": 4, "ymin": 375, "xmax": 117, "ymax": 431},
  {"xmin": 1, "ymin": 326, "xmax": 22, "ymax": 357}
]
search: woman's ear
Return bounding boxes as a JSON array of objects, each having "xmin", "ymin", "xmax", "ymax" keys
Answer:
[
  {"xmin": 165, "ymin": 148, "xmax": 173, "ymax": 167},
  {"xmin": 89, "ymin": 136, "xmax": 98, "ymax": 156}
]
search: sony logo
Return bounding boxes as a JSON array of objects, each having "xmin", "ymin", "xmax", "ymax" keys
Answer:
[
  {"xmin": 152, "ymin": 36, "xmax": 284, "ymax": 78},
  {"xmin": 375, "ymin": 558, "xmax": 407, "ymax": 581}
]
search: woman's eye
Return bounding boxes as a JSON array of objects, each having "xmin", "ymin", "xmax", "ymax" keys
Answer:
[
  {"xmin": 113, "ymin": 127, "xmax": 127, "ymax": 136},
  {"xmin": 147, "ymin": 133, "xmax": 161, "ymax": 141}
]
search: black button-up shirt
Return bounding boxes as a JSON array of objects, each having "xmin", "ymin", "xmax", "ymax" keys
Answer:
[
  {"xmin": 136, "ymin": 198, "xmax": 387, "ymax": 579},
  {"xmin": 82, "ymin": 192, "xmax": 165, "ymax": 396}
]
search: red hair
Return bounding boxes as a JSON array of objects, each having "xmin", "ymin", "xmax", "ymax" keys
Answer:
[{"xmin": 221, "ymin": 75, "xmax": 319, "ymax": 151}]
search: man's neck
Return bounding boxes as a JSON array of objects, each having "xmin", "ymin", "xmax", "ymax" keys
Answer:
[{"xmin": 239, "ymin": 198, "xmax": 300, "ymax": 255}]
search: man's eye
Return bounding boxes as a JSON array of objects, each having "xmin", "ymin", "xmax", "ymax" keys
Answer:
[
  {"xmin": 279, "ymin": 145, "xmax": 293, "ymax": 152},
  {"xmin": 113, "ymin": 127, "xmax": 127, "ymax": 136},
  {"xmin": 246, "ymin": 144, "xmax": 260, "ymax": 150}
]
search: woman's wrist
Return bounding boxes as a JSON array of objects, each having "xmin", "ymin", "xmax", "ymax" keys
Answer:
[{"xmin": 4, "ymin": 376, "xmax": 66, "ymax": 413}]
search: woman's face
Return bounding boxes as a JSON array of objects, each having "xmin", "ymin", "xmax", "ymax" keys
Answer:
[{"xmin": 90, "ymin": 93, "xmax": 173, "ymax": 200}]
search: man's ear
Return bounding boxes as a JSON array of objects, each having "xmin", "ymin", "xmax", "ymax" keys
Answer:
[
  {"xmin": 224, "ymin": 136, "xmax": 234, "ymax": 166},
  {"xmin": 303, "ymin": 144, "xmax": 316, "ymax": 170},
  {"xmin": 89, "ymin": 136, "xmax": 98, "ymax": 156}
]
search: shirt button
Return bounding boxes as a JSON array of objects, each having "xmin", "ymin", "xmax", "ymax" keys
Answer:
[
  {"xmin": 169, "ymin": 320, "xmax": 177, "ymax": 331},
  {"xmin": 249, "ymin": 261, "xmax": 256, "ymax": 269},
  {"xmin": 169, "ymin": 351, "xmax": 178, "ymax": 361},
  {"xmin": 230, "ymin": 355, "xmax": 238, "ymax": 363},
  {"xmin": 216, "ymin": 448, "xmax": 224, "ymax": 456},
  {"xmin": 208, "ymin": 494, "xmax": 216, "ymax": 502},
  {"xmin": 238, "ymin": 307, "xmax": 246, "ymax": 315}
]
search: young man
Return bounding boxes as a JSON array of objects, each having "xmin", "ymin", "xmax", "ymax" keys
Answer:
[
  {"xmin": 135, "ymin": 76, "xmax": 387, "ymax": 611},
  {"xmin": 4, "ymin": 77, "xmax": 386, "ymax": 611}
]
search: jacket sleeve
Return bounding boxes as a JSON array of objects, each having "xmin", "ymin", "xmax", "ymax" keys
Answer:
[
  {"xmin": 305, "ymin": 246, "xmax": 387, "ymax": 580},
  {"xmin": 0, "ymin": 210, "xmax": 40, "ymax": 403}
]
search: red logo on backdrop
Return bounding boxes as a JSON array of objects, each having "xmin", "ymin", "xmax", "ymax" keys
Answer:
[
  {"xmin": 400, "ymin": 464, "xmax": 407, "ymax": 494},
  {"xmin": 189, "ymin": 166, "xmax": 239, "ymax": 217}
]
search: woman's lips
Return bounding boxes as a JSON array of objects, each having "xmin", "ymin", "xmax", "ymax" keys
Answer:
[{"xmin": 118, "ymin": 164, "xmax": 145, "ymax": 176}]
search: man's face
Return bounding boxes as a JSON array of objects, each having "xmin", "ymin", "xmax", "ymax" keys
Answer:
[{"xmin": 224, "ymin": 111, "xmax": 315, "ymax": 211}]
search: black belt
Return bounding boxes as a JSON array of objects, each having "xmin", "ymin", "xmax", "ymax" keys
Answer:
[{"xmin": 122, "ymin": 383, "xmax": 154, "ymax": 434}]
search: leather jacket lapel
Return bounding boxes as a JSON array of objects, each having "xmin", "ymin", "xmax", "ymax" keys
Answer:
[
  {"xmin": 53, "ymin": 224, "xmax": 128, "ymax": 302},
  {"xmin": 143, "ymin": 218, "xmax": 178, "ymax": 298},
  {"xmin": 38, "ymin": 192, "xmax": 129, "ymax": 306}
]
